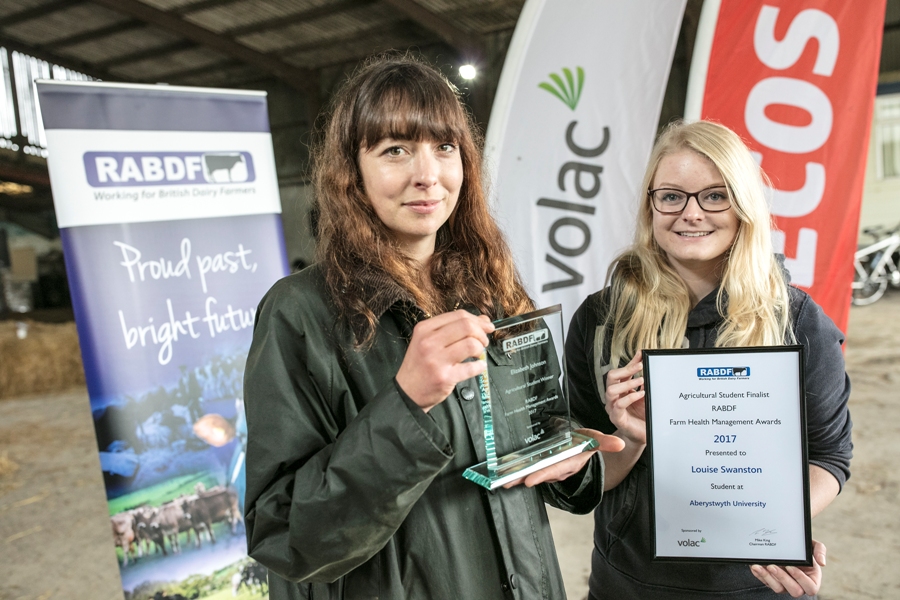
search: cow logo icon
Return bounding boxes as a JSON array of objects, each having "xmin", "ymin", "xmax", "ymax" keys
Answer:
[
  {"xmin": 538, "ymin": 66, "xmax": 585, "ymax": 111},
  {"xmin": 202, "ymin": 153, "xmax": 249, "ymax": 183}
]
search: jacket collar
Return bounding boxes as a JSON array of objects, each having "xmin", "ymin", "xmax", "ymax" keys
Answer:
[
  {"xmin": 358, "ymin": 268, "xmax": 412, "ymax": 319},
  {"xmin": 352, "ymin": 268, "xmax": 425, "ymax": 342}
]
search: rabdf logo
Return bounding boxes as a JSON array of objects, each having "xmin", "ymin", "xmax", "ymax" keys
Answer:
[
  {"xmin": 502, "ymin": 328, "xmax": 549, "ymax": 353},
  {"xmin": 538, "ymin": 66, "xmax": 585, "ymax": 110},
  {"xmin": 83, "ymin": 151, "xmax": 256, "ymax": 187},
  {"xmin": 697, "ymin": 367, "xmax": 751, "ymax": 379}
]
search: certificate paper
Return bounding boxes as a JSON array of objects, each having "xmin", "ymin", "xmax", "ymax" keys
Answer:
[{"xmin": 644, "ymin": 347, "xmax": 812, "ymax": 565}]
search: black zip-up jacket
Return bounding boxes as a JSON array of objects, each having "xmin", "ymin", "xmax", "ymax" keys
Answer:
[
  {"xmin": 243, "ymin": 264, "xmax": 604, "ymax": 599},
  {"xmin": 565, "ymin": 284, "xmax": 852, "ymax": 599}
]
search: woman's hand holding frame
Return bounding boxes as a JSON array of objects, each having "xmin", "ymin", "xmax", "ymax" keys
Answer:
[
  {"xmin": 605, "ymin": 350, "xmax": 647, "ymax": 445},
  {"xmin": 750, "ymin": 539, "xmax": 826, "ymax": 597}
]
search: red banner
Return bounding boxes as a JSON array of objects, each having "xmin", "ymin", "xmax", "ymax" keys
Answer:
[{"xmin": 687, "ymin": 0, "xmax": 886, "ymax": 334}]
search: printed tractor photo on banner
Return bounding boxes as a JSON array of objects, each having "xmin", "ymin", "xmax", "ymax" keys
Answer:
[{"xmin": 36, "ymin": 81, "xmax": 289, "ymax": 597}]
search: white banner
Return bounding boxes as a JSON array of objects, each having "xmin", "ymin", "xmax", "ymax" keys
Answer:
[
  {"xmin": 486, "ymin": 0, "xmax": 687, "ymax": 323},
  {"xmin": 46, "ymin": 130, "xmax": 281, "ymax": 228}
]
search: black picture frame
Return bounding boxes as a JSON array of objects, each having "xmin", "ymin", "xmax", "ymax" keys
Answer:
[{"xmin": 643, "ymin": 345, "xmax": 812, "ymax": 566}]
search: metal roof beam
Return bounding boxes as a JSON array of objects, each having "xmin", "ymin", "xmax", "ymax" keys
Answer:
[
  {"xmin": 88, "ymin": 0, "xmax": 320, "ymax": 96},
  {"xmin": 151, "ymin": 58, "xmax": 243, "ymax": 84},
  {"xmin": 0, "ymin": 0, "xmax": 86, "ymax": 29},
  {"xmin": 95, "ymin": 39, "xmax": 197, "ymax": 68},
  {"xmin": 381, "ymin": 0, "xmax": 485, "ymax": 58},
  {"xmin": 172, "ymin": 0, "xmax": 247, "ymax": 16},
  {"xmin": 274, "ymin": 20, "xmax": 415, "ymax": 58},
  {"xmin": 41, "ymin": 20, "xmax": 145, "ymax": 50},
  {"xmin": 103, "ymin": 1, "xmax": 375, "ymax": 70},
  {"xmin": 225, "ymin": 0, "xmax": 376, "ymax": 38}
]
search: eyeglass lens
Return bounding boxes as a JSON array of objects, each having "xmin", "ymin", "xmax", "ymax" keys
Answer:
[{"xmin": 650, "ymin": 187, "xmax": 730, "ymax": 213}]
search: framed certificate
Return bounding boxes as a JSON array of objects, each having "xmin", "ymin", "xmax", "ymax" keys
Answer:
[{"xmin": 643, "ymin": 346, "xmax": 812, "ymax": 565}]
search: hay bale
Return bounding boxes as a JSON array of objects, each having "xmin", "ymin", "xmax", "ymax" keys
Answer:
[{"xmin": 0, "ymin": 320, "xmax": 86, "ymax": 400}]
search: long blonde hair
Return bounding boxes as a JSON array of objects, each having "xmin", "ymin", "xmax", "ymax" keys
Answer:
[{"xmin": 601, "ymin": 121, "xmax": 793, "ymax": 368}]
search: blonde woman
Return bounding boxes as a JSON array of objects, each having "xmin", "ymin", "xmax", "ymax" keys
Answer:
[{"xmin": 566, "ymin": 121, "xmax": 852, "ymax": 599}]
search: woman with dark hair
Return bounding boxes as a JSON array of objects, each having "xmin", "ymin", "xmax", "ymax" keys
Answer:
[
  {"xmin": 566, "ymin": 121, "xmax": 852, "ymax": 599},
  {"xmin": 243, "ymin": 55, "xmax": 621, "ymax": 599}
]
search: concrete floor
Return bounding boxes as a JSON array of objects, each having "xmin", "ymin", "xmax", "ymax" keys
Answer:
[{"xmin": 0, "ymin": 390, "xmax": 123, "ymax": 600}]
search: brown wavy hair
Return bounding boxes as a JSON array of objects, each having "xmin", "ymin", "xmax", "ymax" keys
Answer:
[{"xmin": 312, "ymin": 54, "xmax": 532, "ymax": 345}]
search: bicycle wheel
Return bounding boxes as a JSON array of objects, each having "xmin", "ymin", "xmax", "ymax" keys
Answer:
[{"xmin": 852, "ymin": 273, "xmax": 888, "ymax": 306}]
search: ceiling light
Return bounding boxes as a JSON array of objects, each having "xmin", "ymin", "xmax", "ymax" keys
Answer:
[{"xmin": 459, "ymin": 64, "xmax": 477, "ymax": 80}]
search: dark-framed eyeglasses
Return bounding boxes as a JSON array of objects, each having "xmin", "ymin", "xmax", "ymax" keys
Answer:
[{"xmin": 648, "ymin": 186, "xmax": 732, "ymax": 214}]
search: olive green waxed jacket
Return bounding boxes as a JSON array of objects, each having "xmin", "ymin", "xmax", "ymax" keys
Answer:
[{"xmin": 243, "ymin": 265, "xmax": 603, "ymax": 600}]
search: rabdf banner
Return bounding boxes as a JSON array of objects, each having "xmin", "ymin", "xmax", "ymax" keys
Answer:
[
  {"xmin": 486, "ymin": 0, "xmax": 687, "ymax": 324},
  {"xmin": 685, "ymin": 0, "xmax": 886, "ymax": 334},
  {"xmin": 37, "ymin": 81, "xmax": 287, "ymax": 597}
]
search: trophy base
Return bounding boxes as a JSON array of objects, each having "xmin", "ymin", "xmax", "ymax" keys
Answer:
[{"xmin": 462, "ymin": 432, "xmax": 599, "ymax": 490}]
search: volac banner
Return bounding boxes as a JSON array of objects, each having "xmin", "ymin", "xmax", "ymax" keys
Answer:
[
  {"xmin": 685, "ymin": 0, "xmax": 886, "ymax": 334},
  {"xmin": 486, "ymin": 0, "xmax": 687, "ymax": 323},
  {"xmin": 37, "ymin": 81, "xmax": 287, "ymax": 598}
]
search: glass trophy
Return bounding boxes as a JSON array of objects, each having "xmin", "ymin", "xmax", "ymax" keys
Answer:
[{"xmin": 462, "ymin": 305, "xmax": 598, "ymax": 490}]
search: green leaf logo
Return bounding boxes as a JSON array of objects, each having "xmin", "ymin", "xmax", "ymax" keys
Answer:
[
  {"xmin": 538, "ymin": 67, "xmax": 585, "ymax": 111},
  {"xmin": 701, "ymin": 537, "xmax": 707, "ymax": 543}
]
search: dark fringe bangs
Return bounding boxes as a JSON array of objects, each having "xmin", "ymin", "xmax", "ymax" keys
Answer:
[{"xmin": 354, "ymin": 66, "xmax": 468, "ymax": 150}]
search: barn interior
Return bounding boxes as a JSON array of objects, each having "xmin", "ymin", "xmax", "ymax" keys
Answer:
[
  {"xmin": 1, "ymin": 0, "xmax": 899, "ymax": 343},
  {"xmin": 1, "ymin": 2, "xmax": 900, "ymax": 599}
]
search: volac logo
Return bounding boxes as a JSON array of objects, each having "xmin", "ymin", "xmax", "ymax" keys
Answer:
[
  {"xmin": 83, "ymin": 151, "xmax": 256, "ymax": 187},
  {"xmin": 697, "ymin": 367, "xmax": 750, "ymax": 378},
  {"xmin": 502, "ymin": 328, "xmax": 549, "ymax": 353},
  {"xmin": 539, "ymin": 67, "xmax": 585, "ymax": 111},
  {"xmin": 533, "ymin": 65, "xmax": 611, "ymax": 293},
  {"xmin": 677, "ymin": 537, "xmax": 707, "ymax": 547}
]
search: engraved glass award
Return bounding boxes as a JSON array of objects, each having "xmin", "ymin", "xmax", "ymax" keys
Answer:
[{"xmin": 462, "ymin": 305, "xmax": 598, "ymax": 489}]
